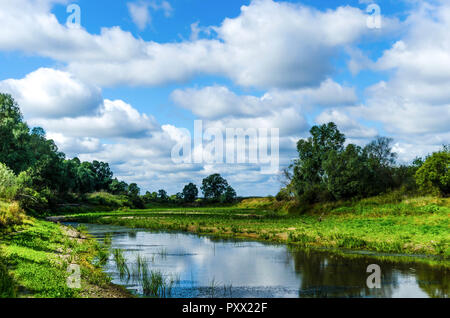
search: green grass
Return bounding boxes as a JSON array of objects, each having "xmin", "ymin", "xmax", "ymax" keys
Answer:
[
  {"xmin": 0, "ymin": 218, "xmax": 130, "ymax": 298},
  {"xmin": 62, "ymin": 195, "xmax": 450, "ymax": 263}
]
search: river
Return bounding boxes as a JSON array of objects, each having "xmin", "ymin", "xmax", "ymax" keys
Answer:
[{"xmin": 67, "ymin": 222, "xmax": 448, "ymax": 298}]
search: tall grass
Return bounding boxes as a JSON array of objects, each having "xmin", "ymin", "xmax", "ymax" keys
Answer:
[
  {"xmin": 113, "ymin": 249, "xmax": 130, "ymax": 280},
  {"xmin": 133, "ymin": 254, "xmax": 179, "ymax": 298}
]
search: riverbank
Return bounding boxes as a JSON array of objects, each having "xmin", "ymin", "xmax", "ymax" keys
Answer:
[
  {"xmin": 61, "ymin": 196, "xmax": 450, "ymax": 263},
  {"xmin": 0, "ymin": 216, "xmax": 131, "ymax": 298}
]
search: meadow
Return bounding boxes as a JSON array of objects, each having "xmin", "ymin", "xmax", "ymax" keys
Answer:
[
  {"xmin": 61, "ymin": 195, "xmax": 450, "ymax": 262},
  {"xmin": 0, "ymin": 214, "xmax": 130, "ymax": 298}
]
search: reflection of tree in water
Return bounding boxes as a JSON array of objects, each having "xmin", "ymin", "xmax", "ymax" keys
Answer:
[
  {"xmin": 415, "ymin": 265, "xmax": 449, "ymax": 298},
  {"xmin": 288, "ymin": 248, "xmax": 448, "ymax": 298}
]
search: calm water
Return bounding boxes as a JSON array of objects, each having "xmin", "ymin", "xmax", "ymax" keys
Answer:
[{"xmin": 68, "ymin": 223, "xmax": 449, "ymax": 298}]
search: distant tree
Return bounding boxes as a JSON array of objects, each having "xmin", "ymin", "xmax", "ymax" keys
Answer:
[
  {"xmin": 415, "ymin": 148, "xmax": 450, "ymax": 196},
  {"xmin": 128, "ymin": 183, "xmax": 140, "ymax": 197},
  {"xmin": 220, "ymin": 186, "xmax": 237, "ymax": 203},
  {"xmin": 158, "ymin": 189, "xmax": 169, "ymax": 202},
  {"xmin": 201, "ymin": 174, "xmax": 229, "ymax": 201},
  {"xmin": 109, "ymin": 178, "xmax": 128, "ymax": 195},
  {"xmin": 92, "ymin": 160, "xmax": 113, "ymax": 191},
  {"xmin": 182, "ymin": 183, "xmax": 198, "ymax": 203}
]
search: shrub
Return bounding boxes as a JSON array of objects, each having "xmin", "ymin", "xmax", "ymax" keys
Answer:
[
  {"xmin": 0, "ymin": 163, "xmax": 18, "ymax": 201},
  {"xmin": 415, "ymin": 149, "xmax": 450, "ymax": 196},
  {"xmin": 0, "ymin": 202, "xmax": 25, "ymax": 228}
]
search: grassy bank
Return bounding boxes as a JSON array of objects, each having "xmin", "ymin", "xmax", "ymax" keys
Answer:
[
  {"xmin": 62, "ymin": 195, "xmax": 450, "ymax": 262},
  {"xmin": 0, "ymin": 214, "xmax": 131, "ymax": 298}
]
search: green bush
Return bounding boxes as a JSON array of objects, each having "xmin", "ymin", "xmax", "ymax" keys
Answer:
[
  {"xmin": 0, "ymin": 202, "xmax": 25, "ymax": 228},
  {"xmin": 0, "ymin": 163, "xmax": 18, "ymax": 201},
  {"xmin": 415, "ymin": 149, "xmax": 450, "ymax": 196}
]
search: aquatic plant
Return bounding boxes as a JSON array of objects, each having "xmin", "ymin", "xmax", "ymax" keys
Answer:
[{"xmin": 113, "ymin": 249, "xmax": 130, "ymax": 280}]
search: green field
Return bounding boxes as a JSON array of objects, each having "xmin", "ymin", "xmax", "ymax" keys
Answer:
[
  {"xmin": 62, "ymin": 195, "xmax": 450, "ymax": 261},
  {"xmin": 0, "ymin": 217, "xmax": 130, "ymax": 298}
]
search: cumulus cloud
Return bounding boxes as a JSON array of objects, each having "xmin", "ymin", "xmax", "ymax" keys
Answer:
[
  {"xmin": 171, "ymin": 79, "xmax": 357, "ymax": 119},
  {"xmin": 29, "ymin": 99, "xmax": 160, "ymax": 139},
  {"xmin": 0, "ymin": 68, "xmax": 102, "ymax": 118},
  {"xmin": 0, "ymin": 0, "xmax": 388, "ymax": 89}
]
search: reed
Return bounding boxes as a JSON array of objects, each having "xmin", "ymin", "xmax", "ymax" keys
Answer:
[{"xmin": 112, "ymin": 249, "xmax": 130, "ymax": 280}]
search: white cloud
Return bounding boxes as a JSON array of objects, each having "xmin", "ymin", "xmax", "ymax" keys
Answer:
[
  {"xmin": 128, "ymin": 2, "xmax": 152, "ymax": 30},
  {"xmin": 0, "ymin": 0, "xmax": 388, "ymax": 89},
  {"xmin": 0, "ymin": 68, "xmax": 102, "ymax": 118},
  {"xmin": 171, "ymin": 79, "xmax": 357, "ymax": 120},
  {"xmin": 315, "ymin": 109, "xmax": 378, "ymax": 140},
  {"xmin": 127, "ymin": 1, "xmax": 173, "ymax": 31},
  {"xmin": 30, "ymin": 99, "xmax": 160, "ymax": 139}
]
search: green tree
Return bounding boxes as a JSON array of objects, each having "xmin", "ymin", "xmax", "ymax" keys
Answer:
[
  {"xmin": 0, "ymin": 94, "xmax": 32, "ymax": 174},
  {"xmin": 182, "ymin": 183, "xmax": 198, "ymax": 203},
  {"xmin": 220, "ymin": 186, "xmax": 237, "ymax": 203},
  {"xmin": 292, "ymin": 122, "xmax": 345, "ymax": 197},
  {"xmin": 323, "ymin": 144, "xmax": 369, "ymax": 200},
  {"xmin": 127, "ymin": 183, "xmax": 140, "ymax": 197},
  {"xmin": 415, "ymin": 148, "xmax": 450, "ymax": 196},
  {"xmin": 109, "ymin": 178, "xmax": 128, "ymax": 195},
  {"xmin": 158, "ymin": 189, "xmax": 169, "ymax": 202},
  {"xmin": 201, "ymin": 174, "xmax": 229, "ymax": 201}
]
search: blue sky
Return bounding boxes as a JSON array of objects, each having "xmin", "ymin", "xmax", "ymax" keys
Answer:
[{"xmin": 0, "ymin": 0, "xmax": 449, "ymax": 196}]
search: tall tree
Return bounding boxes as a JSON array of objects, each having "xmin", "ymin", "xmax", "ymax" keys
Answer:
[
  {"xmin": 182, "ymin": 183, "xmax": 199, "ymax": 203},
  {"xmin": 292, "ymin": 122, "xmax": 345, "ymax": 196},
  {"xmin": 201, "ymin": 174, "xmax": 229, "ymax": 201}
]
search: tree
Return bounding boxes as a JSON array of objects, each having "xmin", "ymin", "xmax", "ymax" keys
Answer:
[
  {"xmin": 109, "ymin": 178, "xmax": 128, "ymax": 195},
  {"xmin": 92, "ymin": 161, "xmax": 113, "ymax": 191},
  {"xmin": 158, "ymin": 189, "xmax": 169, "ymax": 202},
  {"xmin": 323, "ymin": 144, "xmax": 369, "ymax": 200},
  {"xmin": 292, "ymin": 122, "xmax": 345, "ymax": 197},
  {"xmin": 363, "ymin": 136, "xmax": 397, "ymax": 195},
  {"xmin": 221, "ymin": 186, "xmax": 237, "ymax": 203},
  {"xmin": 201, "ymin": 174, "xmax": 229, "ymax": 201},
  {"xmin": 415, "ymin": 148, "xmax": 450, "ymax": 196},
  {"xmin": 0, "ymin": 94, "xmax": 32, "ymax": 174},
  {"xmin": 127, "ymin": 183, "xmax": 140, "ymax": 197},
  {"xmin": 182, "ymin": 183, "xmax": 198, "ymax": 203}
]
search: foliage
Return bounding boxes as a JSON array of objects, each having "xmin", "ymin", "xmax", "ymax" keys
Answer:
[
  {"xmin": 182, "ymin": 183, "xmax": 198, "ymax": 203},
  {"xmin": 0, "ymin": 251, "xmax": 16, "ymax": 298},
  {"xmin": 415, "ymin": 147, "xmax": 450, "ymax": 196},
  {"xmin": 220, "ymin": 186, "xmax": 237, "ymax": 203},
  {"xmin": 0, "ymin": 94, "xmax": 134, "ymax": 212},
  {"xmin": 0, "ymin": 163, "xmax": 18, "ymax": 201},
  {"xmin": 201, "ymin": 174, "xmax": 235, "ymax": 202},
  {"xmin": 291, "ymin": 123, "xmax": 400, "ymax": 203},
  {"xmin": 0, "ymin": 202, "xmax": 25, "ymax": 228}
]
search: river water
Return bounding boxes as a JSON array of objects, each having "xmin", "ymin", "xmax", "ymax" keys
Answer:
[{"xmin": 68, "ymin": 223, "xmax": 448, "ymax": 298}]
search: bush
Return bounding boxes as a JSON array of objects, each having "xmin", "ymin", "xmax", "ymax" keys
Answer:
[
  {"xmin": 415, "ymin": 149, "xmax": 450, "ymax": 196},
  {"xmin": 0, "ymin": 163, "xmax": 18, "ymax": 201},
  {"xmin": 0, "ymin": 202, "xmax": 25, "ymax": 228}
]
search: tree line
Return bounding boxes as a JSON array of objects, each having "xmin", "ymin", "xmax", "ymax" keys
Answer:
[
  {"xmin": 0, "ymin": 94, "xmax": 237, "ymax": 213},
  {"xmin": 277, "ymin": 122, "xmax": 449, "ymax": 204}
]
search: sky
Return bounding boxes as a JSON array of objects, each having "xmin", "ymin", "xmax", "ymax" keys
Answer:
[{"xmin": 0, "ymin": 0, "xmax": 449, "ymax": 196}]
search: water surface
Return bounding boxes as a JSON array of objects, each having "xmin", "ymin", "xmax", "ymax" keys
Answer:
[{"xmin": 69, "ymin": 223, "xmax": 448, "ymax": 298}]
